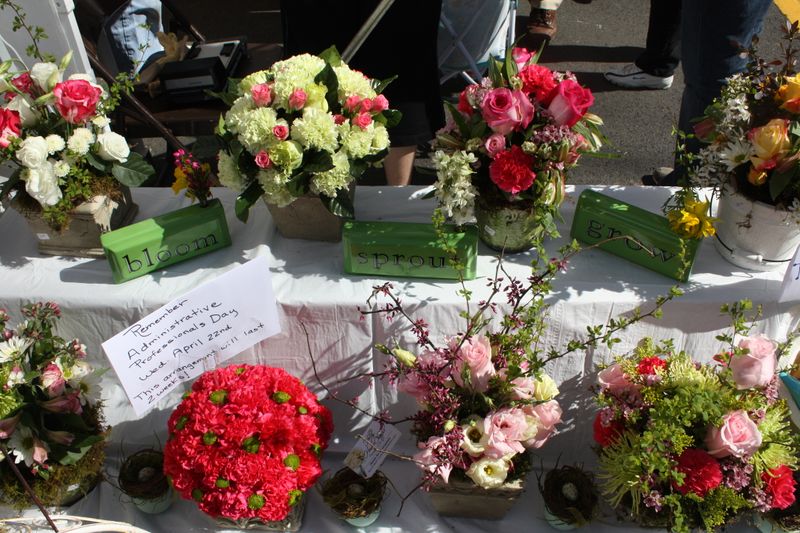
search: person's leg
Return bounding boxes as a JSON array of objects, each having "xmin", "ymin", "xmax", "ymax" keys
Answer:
[
  {"xmin": 522, "ymin": 0, "xmax": 563, "ymax": 49},
  {"xmin": 679, "ymin": 0, "xmax": 772, "ymax": 134},
  {"xmin": 384, "ymin": 146, "xmax": 416, "ymax": 186},
  {"xmin": 635, "ymin": 0, "xmax": 681, "ymax": 77}
]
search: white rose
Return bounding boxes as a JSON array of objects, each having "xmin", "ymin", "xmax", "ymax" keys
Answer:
[
  {"xmin": 23, "ymin": 162, "xmax": 61, "ymax": 206},
  {"xmin": 16, "ymin": 136, "xmax": 49, "ymax": 168},
  {"xmin": 460, "ymin": 416, "xmax": 489, "ymax": 457},
  {"xmin": 465, "ymin": 456, "xmax": 510, "ymax": 489},
  {"xmin": 96, "ymin": 131, "xmax": 129, "ymax": 162},
  {"xmin": 29, "ymin": 62, "xmax": 61, "ymax": 92},
  {"xmin": 6, "ymin": 94, "xmax": 38, "ymax": 127},
  {"xmin": 45, "ymin": 134, "xmax": 66, "ymax": 154},
  {"xmin": 533, "ymin": 374, "xmax": 560, "ymax": 402},
  {"xmin": 67, "ymin": 128, "xmax": 94, "ymax": 155}
]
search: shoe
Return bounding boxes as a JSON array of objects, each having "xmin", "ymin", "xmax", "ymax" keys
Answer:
[
  {"xmin": 641, "ymin": 167, "xmax": 679, "ymax": 186},
  {"xmin": 604, "ymin": 63, "xmax": 673, "ymax": 90},
  {"xmin": 519, "ymin": 8, "xmax": 557, "ymax": 51}
]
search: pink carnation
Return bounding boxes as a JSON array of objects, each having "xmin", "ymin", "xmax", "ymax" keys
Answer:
[{"xmin": 41, "ymin": 363, "xmax": 66, "ymax": 397}]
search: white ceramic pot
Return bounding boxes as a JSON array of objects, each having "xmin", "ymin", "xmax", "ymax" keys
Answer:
[{"xmin": 713, "ymin": 185, "xmax": 800, "ymax": 271}]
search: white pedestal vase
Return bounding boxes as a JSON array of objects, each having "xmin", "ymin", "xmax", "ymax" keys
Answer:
[{"xmin": 713, "ymin": 185, "xmax": 800, "ymax": 272}]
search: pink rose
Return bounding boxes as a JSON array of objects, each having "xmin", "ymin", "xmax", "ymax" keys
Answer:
[
  {"xmin": 484, "ymin": 133, "xmax": 506, "ymax": 158},
  {"xmin": 413, "ymin": 435, "xmax": 453, "ymax": 483},
  {"xmin": 288, "ymin": 88, "xmax": 307, "ymax": 110},
  {"xmin": 352, "ymin": 112, "xmax": 373, "ymax": 130},
  {"xmin": 333, "ymin": 114, "xmax": 346, "ymax": 125},
  {"xmin": 40, "ymin": 392, "xmax": 83, "ymax": 414},
  {"xmin": 451, "ymin": 335, "xmax": 496, "ymax": 392},
  {"xmin": 510, "ymin": 376, "xmax": 537, "ymax": 400},
  {"xmin": 344, "ymin": 95, "xmax": 361, "ymax": 113},
  {"xmin": 511, "ymin": 47, "xmax": 533, "ymax": 70},
  {"xmin": 547, "ymin": 79, "xmax": 593, "ymax": 127},
  {"xmin": 521, "ymin": 400, "xmax": 562, "ymax": 449},
  {"xmin": 254, "ymin": 150, "xmax": 271, "ymax": 169},
  {"xmin": 250, "ymin": 83, "xmax": 273, "ymax": 107},
  {"xmin": 483, "ymin": 407, "xmax": 528, "ymax": 458},
  {"xmin": 598, "ymin": 363, "xmax": 638, "ymax": 396},
  {"xmin": 41, "ymin": 363, "xmax": 65, "ymax": 397},
  {"xmin": 731, "ymin": 334, "xmax": 777, "ymax": 389},
  {"xmin": 272, "ymin": 124, "xmax": 289, "ymax": 140},
  {"xmin": 52, "ymin": 79, "xmax": 102, "ymax": 124},
  {"xmin": 370, "ymin": 94, "xmax": 389, "ymax": 113},
  {"xmin": 0, "ymin": 108, "xmax": 21, "ymax": 148},
  {"xmin": 359, "ymin": 98, "xmax": 374, "ymax": 113},
  {"xmin": 705, "ymin": 410, "xmax": 762, "ymax": 458},
  {"xmin": 480, "ymin": 88, "xmax": 534, "ymax": 135}
]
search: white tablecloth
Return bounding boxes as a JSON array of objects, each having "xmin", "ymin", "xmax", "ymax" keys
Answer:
[{"xmin": 0, "ymin": 186, "xmax": 795, "ymax": 532}]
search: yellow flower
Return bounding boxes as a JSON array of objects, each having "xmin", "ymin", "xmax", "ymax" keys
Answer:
[
  {"xmin": 667, "ymin": 199, "xmax": 716, "ymax": 239},
  {"xmin": 172, "ymin": 167, "xmax": 188, "ymax": 195},
  {"xmin": 776, "ymin": 74, "xmax": 800, "ymax": 113},
  {"xmin": 749, "ymin": 118, "xmax": 790, "ymax": 171},
  {"xmin": 747, "ymin": 166, "xmax": 768, "ymax": 186}
]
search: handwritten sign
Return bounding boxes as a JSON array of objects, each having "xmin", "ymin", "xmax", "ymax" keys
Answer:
[
  {"xmin": 778, "ymin": 244, "xmax": 800, "ymax": 303},
  {"xmin": 102, "ymin": 256, "xmax": 280, "ymax": 416},
  {"xmin": 344, "ymin": 421, "xmax": 401, "ymax": 478}
]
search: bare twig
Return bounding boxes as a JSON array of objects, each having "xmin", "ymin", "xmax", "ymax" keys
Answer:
[{"xmin": 0, "ymin": 443, "xmax": 59, "ymax": 532}]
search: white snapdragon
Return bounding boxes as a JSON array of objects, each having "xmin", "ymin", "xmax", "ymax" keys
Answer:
[
  {"xmin": 96, "ymin": 131, "xmax": 130, "ymax": 162},
  {"xmin": 67, "ymin": 128, "xmax": 95, "ymax": 155},
  {"xmin": 16, "ymin": 136, "xmax": 49, "ymax": 168},
  {"xmin": 432, "ymin": 150, "xmax": 478, "ymax": 225},
  {"xmin": 465, "ymin": 456, "xmax": 510, "ymax": 489}
]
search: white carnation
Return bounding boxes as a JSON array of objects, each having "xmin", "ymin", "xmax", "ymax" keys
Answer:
[
  {"xmin": 310, "ymin": 150, "xmax": 351, "ymax": 198},
  {"xmin": 340, "ymin": 122, "xmax": 374, "ymax": 159},
  {"xmin": 96, "ymin": 131, "xmax": 130, "ymax": 162},
  {"xmin": 16, "ymin": 136, "xmax": 49, "ymax": 168},
  {"xmin": 257, "ymin": 168, "xmax": 294, "ymax": 207},
  {"xmin": 372, "ymin": 124, "xmax": 390, "ymax": 152},
  {"xmin": 29, "ymin": 62, "xmax": 61, "ymax": 92},
  {"xmin": 465, "ymin": 456, "xmax": 510, "ymax": 489},
  {"xmin": 45, "ymin": 134, "xmax": 66, "ymax": 154},
  {"xmin": 23, "ymin": 162, "xmax": 62, "ymax": 207},
  {"xmin": 291, "ymin": 107, "xmax": 338, "ymax": 153},
  {"xmin": 334, "ymin": 64, "xmax": 376, "ymax": 100},
  {"xmin": 270, "ymin": 54, "xmax": 326, "ymax": 109},
  {"xmin": 236, "ymin": 106, "xmax": 279, "ymax": 153},
  {"xmin": 216, "ymin": 150, "xmax": 245, "ymax": 192},
  {"xmin": 224, "ymin": 94, "xmax": 255, "ymax": 134},
  {"xmin": 67, "ymin": 128, "xmax": 95, "ymax": 155}
]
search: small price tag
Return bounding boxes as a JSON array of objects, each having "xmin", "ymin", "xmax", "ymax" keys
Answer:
[
  {"xmin": 343, "ymin": 421, "xmax": 401, "ymax": 478},
  {"xmin": 36, "ymin": 233, "xmax": 50, "ymax": 241},
  {"xmin": 778, "ymin": 244, "xmax": 800, "ymax": 303}
]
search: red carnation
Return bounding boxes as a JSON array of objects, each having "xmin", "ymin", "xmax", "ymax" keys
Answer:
[
  {"xmin": 457, "ymin": 87, "xmax": 474, "ymax": 116},
  {"xmin": 518, "ymin": 64, "xmax": 557, "ymax": 106},
  {"xmin": 637, "ymin": 356, "xmax": 667, "ymax": 375},
  {"xmin": 762, "ymin": 465, "xmax": 797, "ymax": 510},
  {"xmin": 593, "ymin": 413, "xmax": 624, "ymax": 447},
  {"xmin": 673, "ymin": 448, "xmax": 722, "ymax": 497},
  {"xmin": 489, "ymin": 145, "xmax": 535, "ymax": 194}
]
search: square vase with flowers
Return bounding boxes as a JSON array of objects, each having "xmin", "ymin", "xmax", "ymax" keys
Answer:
[{"xmin": 432, "ymin": 46, "xmax": 604, "ymax": 253}]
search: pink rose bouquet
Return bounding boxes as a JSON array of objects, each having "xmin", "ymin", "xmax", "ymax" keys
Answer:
[
  {"xmin": 594, "ymin": 301, "xmax": 799, "ymax": 532},
  {"xmin": 0, "ymin": 302, "xmax": 107, "ymax": 507},
  {"xmin": 432, "ymin": 47, "xmax": 604, "ymax": 249},
  {"xmin": 0, "ymin": 51, "xmax": 153, "ymax": 230}
]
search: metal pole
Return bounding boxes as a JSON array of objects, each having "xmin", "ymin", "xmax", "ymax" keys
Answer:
[{"xmin": 341, "ymin": 0, "xmax": 396, "ymax": 62}]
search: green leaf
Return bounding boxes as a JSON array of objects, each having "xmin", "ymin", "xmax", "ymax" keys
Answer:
[
  {"xmin": 314, "ymin": 62, "xmax": 340, "ymax": 112},
  {"xmin": 488, "ymin": 56, "xmax": 504, "ymax": 87},
  {"xmin": 320, "ymin": 186, "xmax": 354, "ymax": 219},
  {"xmin": 372, "ymin": 75, "xmax": 397, "ymax": 95},
  {"xmin": 303, "ymin": 149, "xmax": 334, "ymax": 173},
  {"xmin": 55, "ymin": 434, "xmax": 103, "ymax": 466},
  {"xmin": 380, "ymin": 108, "xmax": 402, "ymax": 129},
  {"xmin": 361, "ymin": 148, "xmax": 388, "ymax": 164},
  {"xmin": 769, "ymin": 167, "xmax": 795, "ymax": 200},
  {"xmin": 84, "ymin": 151, "xmax": 108, "ymax": 173},
  {"xmin": 445, "ymin": 101, "xmax": 470, "ymax": 139},
  {"xmin": 111, "ymin": 152, "xmax": 154, "ymax": 186},
  {"xmin": 349, "ymin": 158, "xmax": 368, "ymax": 179},
  {"xmin": 234, "ymin": 180, "xmax": 264, "ymax": 223},
  {"xmin": 504, "ymin": 47, "xmax": 517, "ymax": 80},
  {"xmin": 318, "ymin": 45, "xmax": 342, "ymax": 67},
  {"xmin": 285, "ymin": 171, "xmax": 311, "ymax": 197}
]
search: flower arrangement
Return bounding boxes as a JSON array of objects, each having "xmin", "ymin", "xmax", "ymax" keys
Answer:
[
  {"xmin": 0, "ymin": 51, "xmax": 154, "ymax": 230},
  {"xmin": 0, "ymin": 302, "xmax": 106, "ymax": 507},
  {"xmin": 593, "ymin": 301, "xmax": 800, "ymax": 532},
  {"xmin": 432, "ymin": 47, "xmax": 603, "ymax": 238},
  {"xmin": 163, "ymin": 364, "xmax": 334, "ymax": 524},
  {"xmin": 667, "ymin": 22, "xmax": 800, "ymax": 237},
  {"xmin": 363, "ymin": 244, "xmax": 677, "ymax": 496},
  {"xmin": 171, "ymin": 148, "xmax": 215, "ymax": 206},
  {"xmin": 215, "ymin": 46, "xmax": 399, "ymax": 222}
]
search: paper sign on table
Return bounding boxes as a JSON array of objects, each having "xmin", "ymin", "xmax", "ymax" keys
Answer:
[
  {"xmin": 778, "ymin": 243, "xmax": 800, "ymax": 303},
  {"xmin": 344, "ymin": 421, "xmax": 401, "ymax": 478},
  {"xmin": 102, "ymin": 256, "xmax": 280, "ymax": 416}
]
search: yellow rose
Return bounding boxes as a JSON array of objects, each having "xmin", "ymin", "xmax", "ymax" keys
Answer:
[
  {"xmin": 749, "ymin": 118, "xmax": 790, "ymax": 170},
  {"xmin": 776, "ymin": 74, "xmax": 800, "ymax": 113},
  {"xmin": 667, "ymin": 199, "xmax": 716, "ymax": 239}
]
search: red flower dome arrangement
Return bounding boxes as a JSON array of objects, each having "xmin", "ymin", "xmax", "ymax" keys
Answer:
[
  {"xmin": 163, "ymin": 365, "xmax": 333, "ymax": 529},
  {"xmin": 593, "ymin": 302, "xmax": 800, "ymax": 533}
]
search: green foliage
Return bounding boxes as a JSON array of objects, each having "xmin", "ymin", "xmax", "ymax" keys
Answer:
[{"xmin": 698, "ymin": 487, "xmax": 748, "ymax": 531}]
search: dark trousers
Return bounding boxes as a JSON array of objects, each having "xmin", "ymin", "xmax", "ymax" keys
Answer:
[{"xmin": 635, "ymin": 0, "xmax": 681, "ymax": 78}]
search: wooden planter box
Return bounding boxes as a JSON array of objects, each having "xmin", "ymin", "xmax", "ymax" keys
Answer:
[
  {"xmin": 428, "ymin": 477, "xmax": 525, "ymax": 520},
  {"xmin": 13, "ymin": 187, "xmax": 138, "ymax": 258}
]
